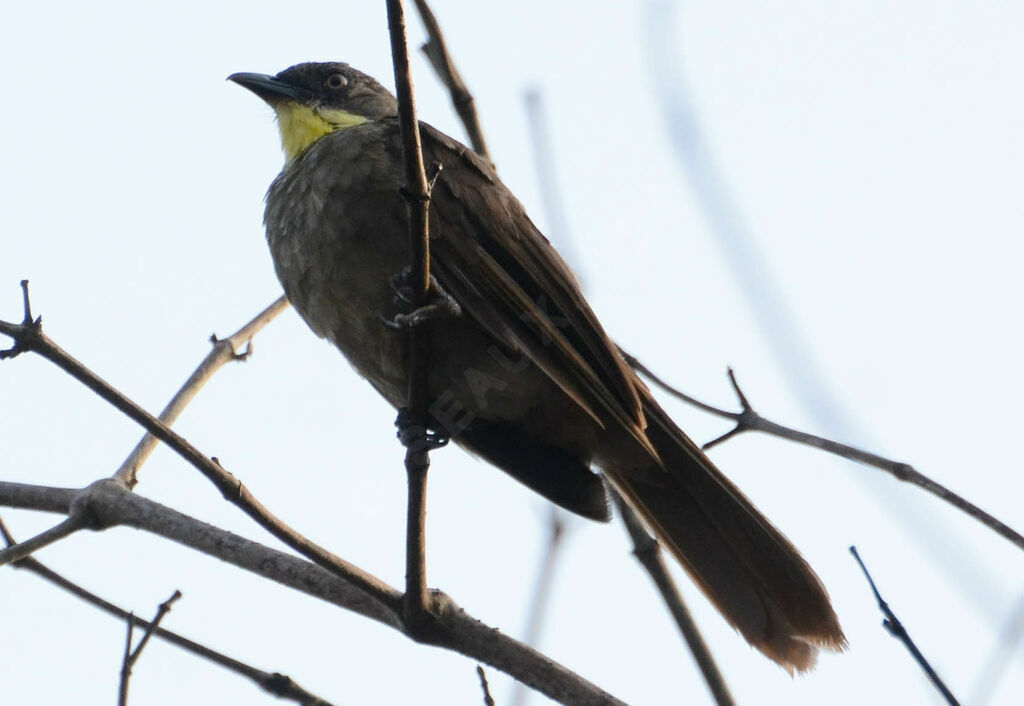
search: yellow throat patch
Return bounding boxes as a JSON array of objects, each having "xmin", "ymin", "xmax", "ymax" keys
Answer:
[{"xmin": 274, "ymin": 103, "xmax": 368, "ymax": 161}]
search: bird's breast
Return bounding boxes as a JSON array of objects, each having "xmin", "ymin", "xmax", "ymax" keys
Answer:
[{"xmin": 264, "ymin": 132, "xmax": 413, "ymax": 405}]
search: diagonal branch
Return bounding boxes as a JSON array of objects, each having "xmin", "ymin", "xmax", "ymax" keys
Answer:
[
  {"xmin": 1, "ymin": 514, "xmax": 335, "ymax": 705},
  {"xmin": 850, "ymin": 546, "xmax": 960, "ymax": 705},
  {"xmin": 622, "ymin": 351, "xmax": 1024, "ymax": 554},
  {"xmin": 114, "ymin": 295, "xmax": 289, "ymax": 488},
  {"xmin": 411, "ymin": 0, "xmax": 490, "ymax": 160},
  {"xmin": 0, "ymin": 479, "xmax": 623, "ymax": 705},
  {"xmin": 0, "ymin": 515, "xmax": 88, "ymax": 567},
  {"xmin": 612, "ymin": 491, "xmax": 735, "ymax": 706},
  {"xmin": 119, "ymin": 590, "xmax": 182, "ymax": 706},
  {"xmin": 0, "ymin": 283, "xmax": 399, "ymax": 610}
]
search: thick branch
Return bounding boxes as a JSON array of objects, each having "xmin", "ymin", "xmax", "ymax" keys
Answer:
[
  {"xmin": 0, "ymin": 479, "xmax": 623, "ymax": 705},
  {"xmin": 0, "ymin": 479, "xmax": 401, "ymax": 625}
]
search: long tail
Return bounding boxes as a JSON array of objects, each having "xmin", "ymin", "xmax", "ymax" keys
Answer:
[{"xmin": 605, "ymin": 391, "xmax": 846, "ymax": 672}]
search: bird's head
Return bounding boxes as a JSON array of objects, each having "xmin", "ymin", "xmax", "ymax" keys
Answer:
[{"xmin": 229, "ymin": 62, "xmax": 398, "ymax": 162}]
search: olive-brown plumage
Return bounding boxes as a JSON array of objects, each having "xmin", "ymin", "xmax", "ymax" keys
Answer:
[{"xmin": 232, "ymin": 61, "xmax": 846, "ymax": 671}]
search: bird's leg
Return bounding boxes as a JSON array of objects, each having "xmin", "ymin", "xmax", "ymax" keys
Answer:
[{"xmin": 381, "ymin": 266, "xmax": 462, "ymax": 330}]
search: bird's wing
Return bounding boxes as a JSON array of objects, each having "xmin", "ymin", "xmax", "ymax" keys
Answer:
[{"xmin": 416, "ymin": 122, "xmax": 652, "ymax": 454}]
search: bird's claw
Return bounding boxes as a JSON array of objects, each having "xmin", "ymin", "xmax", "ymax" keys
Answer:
[
  {"xmin": 395, "ymin": 408, "xmax": 450, "ymax": 451},
  {"xmin": 382, "ymin": 268, "xmax": 461, "ymax": 329}
]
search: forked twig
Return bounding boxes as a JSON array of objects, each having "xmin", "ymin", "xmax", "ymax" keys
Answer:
[
  {"xmin": 118, "ymin": 590, "xmax": 182, "ymax": 706},
  {"xmin": 623, "ymin": 351, "xmax": 1024, "ymax": 553}
]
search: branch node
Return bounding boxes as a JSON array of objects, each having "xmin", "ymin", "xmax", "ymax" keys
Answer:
[
  {"xmin": 849, "ymin": 546, "xmax": 960, "ymax": 705},
  {"xmin": 399, "ymin": 183, "xmax": 431, "ymax": 204},
  {"xmin": 71, "ymin": 480, "xmax": 124, "ymax": 531},
  {"xmin": 702, "ymin": 426, "xmax": 744, "ymax": 451},
  {"xmin": 1, "ymin": 280, "xmax": 44, "ymax": 360},
  {"xmin": 891, "ymin": 462, "xmax": 914, "ymax": 482},
  {"xmin": 403, "ymin": 588, "xmax": 454, "ymax": 645},
  {"xmin": 234, "ymin": 340, "xmax": 254, "ymax": 361}
]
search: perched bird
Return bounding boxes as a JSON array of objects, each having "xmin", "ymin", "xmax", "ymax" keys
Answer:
[{"xmin": 230, "ymin": 61, "xmax": 845, "ymax": 671}]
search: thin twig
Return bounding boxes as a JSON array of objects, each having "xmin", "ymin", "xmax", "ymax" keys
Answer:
[
  {"xmin": 477, "ymin": 665, "xmax": 496, "ymax": 706},
  {"xmin": 119, "ymin": 613, "xmax": 137, "ymax": 706},
  {"xmin": 412, "ymin": 0, "xmax": 490, "ymax": 160},
  {"xmin": 612, "ymin": 491, "xmax": 735, "ymax": 706},
  {"xmin": 129, "ymin": 590, "xmax": 183, "ymax": 666},
  {"xmin": 114, "ymin": 295, "xmax": 289, "ymax": 488},
  {"xmin": 119, "ymin": 590, "xmax": 182, "ymax": 705},
  {"xmin": 849, "ymin": 546, "xmax": 960, "ymax": 705},
  {"xmin": 0, "ymin": 283, "xmax": 399, "ymax": 611},
  {"xmin": 622, "ymin": 350, "xmax": 1024, "ymax": 553},
  {"xmin": 0, "ymin": 513, "xmax": 333, "ymax": 705}
]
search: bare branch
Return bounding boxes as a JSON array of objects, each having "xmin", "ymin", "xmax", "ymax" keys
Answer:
[
  {"xmin": 850, "ymin": 546, "xmax": 960, "ymax": 705},
  {"xmin": 612, "ymin": 491, "xmax": 735, "ymax": 706},
  {"xmin": 477, "ymin": 665, "xmax": 496, "ymax": 706},
  {"xmin": 624, "ymin": 353, "xmax": 1024, "ymax": 553},
  {"xmin": 0, "ymin": 478, "xmax": 402, "ymax": 624},
  {"xmin": 0, "ymin": 479, "xmax": 623, "ymax": 705},
  {"xmin": 386, "ymin": 0, "xmax": 443, "ymax": 638},
  {"xmin": 0, "ymin": 515, "xmax": 88, "ymax": 567},
  {"xmin": 129, "ymin": 590, "xmax": 183, "ymax": 666},
  {"xmin": 0, "ymin": 297, "xmax": 400, "ymax": 609},
  {"xmin": 412, "ymin": 0, "xmax": 490, "ymax": 159},
  {"xmin": 1, "ymin": 512, "xmax": 334, "ymax": 706},
  {"xmin": 119, "ymin": 613, "xmax": 136, "ymax": 706},
  {"xmin": 114, "ymin": 295, "xmax": 289, "ymax": 488},
  {"xmin": 119, "ymin": 590, "xmax": 182, "ymax": 705}
]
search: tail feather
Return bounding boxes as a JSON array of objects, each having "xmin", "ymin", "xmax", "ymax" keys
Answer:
[{"xmin": 606, "ymin": 393, "xmax": 845, "ymax": 672}]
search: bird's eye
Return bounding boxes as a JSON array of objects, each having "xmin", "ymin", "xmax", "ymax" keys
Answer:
[{"xmin": 325, "ymin": 72, "xmax": 348, "ymax": 90}]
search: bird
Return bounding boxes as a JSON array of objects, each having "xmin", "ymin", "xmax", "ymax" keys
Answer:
[{"xmin": 229, "ymin": 61, "xmax": 845, "ymax": 672}]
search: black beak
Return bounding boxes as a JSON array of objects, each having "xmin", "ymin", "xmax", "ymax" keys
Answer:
[{"xmin": 228, "ymin": 72, "xmax": 310, "ymax": 104}]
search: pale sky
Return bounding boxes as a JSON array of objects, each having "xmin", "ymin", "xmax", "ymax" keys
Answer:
[{"xmin": 2, "ymin": 2, "xmax": 1023, "ymax": 704}]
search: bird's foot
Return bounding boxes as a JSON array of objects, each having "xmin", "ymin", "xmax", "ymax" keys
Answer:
[
  {"xmin": 382, "ymin": 267, "xmax": 461, "ymax": 330},
  {"xmin": 394, "ymin": 408, "xmax": 450, "ymax": 452}
]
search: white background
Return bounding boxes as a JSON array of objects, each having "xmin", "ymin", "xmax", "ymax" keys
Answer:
[{"xmin": 2, "ymin": 1, "xmax": 1022, "ymax": 704}]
